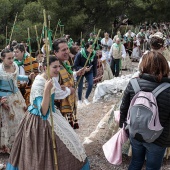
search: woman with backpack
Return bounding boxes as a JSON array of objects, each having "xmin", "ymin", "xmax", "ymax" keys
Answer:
[{"xmin": 119, "ymin": 51, "xmax": 170, "ymax": 170}]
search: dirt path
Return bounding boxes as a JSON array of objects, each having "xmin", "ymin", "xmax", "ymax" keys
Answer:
[{"xmin": 76, "ymin": 91, "xmax": 170, "ymax": 170}]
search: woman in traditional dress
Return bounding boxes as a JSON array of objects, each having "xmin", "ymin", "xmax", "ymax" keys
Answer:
[
  {"xmin": 131, "ymin": 36, "xmax": 141, "ymax": 61},
  {"xmin": 0, "ymin": 49, "xmax": 34, "ymax": 153},
  {"xmin": 6, "ymin": 56, "xmax": 90, "ymax": 170}
]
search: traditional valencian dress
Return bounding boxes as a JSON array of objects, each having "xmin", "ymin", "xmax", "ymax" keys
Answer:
[
  {"xmin": 131, "ymin": 39, "xmax": 141, "ymax": 61},
  {"xmin": 6, "ymin": 75, "xmax": 90, "ymax": 170},
  {"xmin": 0, "ymin": 62, "xmax": 27, "ymax": 153},
  {"xmin": 14, "ymin": 53, "xmax": 39, "ymax": 105}
]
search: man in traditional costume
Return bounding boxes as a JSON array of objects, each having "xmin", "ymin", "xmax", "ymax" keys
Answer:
[
  {"xmin": 53, "ymin": 38, "xmax": 85, "ymax": 129},
  {"xmin": 109, "ymin": 38, "xmax": 126, "ymax": 77},
  {"xmin": 13, "ymin": 43, "xmax": 39, "ymax": 105}
]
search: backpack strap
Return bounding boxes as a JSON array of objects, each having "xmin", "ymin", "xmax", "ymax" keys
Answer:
[
  {"xmin": 130, "ymin": 78, "xmax": 141, "ymax": 94},
  {"xmin": 152, "ymin": 82, "xmax": 170, "ymax": 98}
]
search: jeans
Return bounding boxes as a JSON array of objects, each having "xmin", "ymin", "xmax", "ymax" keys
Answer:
[
  {"xmin": 77, "ymin": 72, "xmax": 93, "ymax": 100},
  {"xmin": 128, "ymin": 137, "xmax": 166, "ymax": 170},
  {"xmin": 110, "ymin": 58, "xmax": 120, "ymax": 77}
]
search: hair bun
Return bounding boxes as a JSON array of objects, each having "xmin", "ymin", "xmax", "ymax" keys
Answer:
[{"xmin": 152, "ymin": 32, "xmax": 165, "ymax": 40}]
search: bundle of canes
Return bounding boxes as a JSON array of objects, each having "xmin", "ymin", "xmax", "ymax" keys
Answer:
[
  {"xmin": 43, "ymin": 9, "xmax": 58, "ymax": 170},
  {"xmin": 75, "ymin": 29, "xmax": 101, "ymax": 90}
]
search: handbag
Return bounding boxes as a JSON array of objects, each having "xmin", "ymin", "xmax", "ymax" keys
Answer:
[{"xmin": 102, "ymin": 124, "xmax": 128, "ymax": 165}]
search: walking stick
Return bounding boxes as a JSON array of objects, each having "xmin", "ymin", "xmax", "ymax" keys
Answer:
[
  {"xmin": 6, "ymin": 26, "xmax": 8, "ymax": 47},
  {"xmin": 40, "ymin": 22, "xmax": 45, "ymax": 44},
  {"xmin": 27, "ymin": 28, "xmax": 33, "ymax": 72},
  {"xmin": 53, "ymin": 19, "xmax": 60, "ymax": 40},
  {"xmin": 111, "ymin": 24, "xmax": 114, "ymax": 39},
  {"xmin": 80, "ymin": 31, "xmax": 83, "ymax": 47},
  {"xmin": 124, "ymin": 24, "xmax": 128, "ymax": 35},
  {"xmin": 34, "ymin": 25, "xmax": 41, "ymax": 54},
  {"xmin": 75, "ymin": 29, "xmax": 101, "ymax": 89},
  {"xmin": 43, "ymin": 9, "xmax": 58, "ymax": 170},
  {"xmin": 48, "ymin": 15, "xmax": 51, "ymax": 30},
  {"xmin": 9, "ymin": 12, "xmax": 18, "ymax": 46}
]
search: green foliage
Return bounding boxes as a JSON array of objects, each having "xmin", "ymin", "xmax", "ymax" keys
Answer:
[
  {"xmin": 22, "ymin": 2, "xmax": 44, "ymax": 23},
  {"xmin": 0, "ymin": 0, "xmax": 170, "ymax": 49}
]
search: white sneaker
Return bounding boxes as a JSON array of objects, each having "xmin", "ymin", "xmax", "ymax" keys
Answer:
[
  {"xmin": 84, "ymin": 99, "xmax": 90, "ymax": 105},
  {"xmin": 77, "ymin": 100, "xmax": 83, "ymax": 107}
]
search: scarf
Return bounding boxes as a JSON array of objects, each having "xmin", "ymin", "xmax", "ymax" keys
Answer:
[
  {"xmin": 62, "ymin": 62, "xmax": 73, "ymax": 74},
  {"xmin": 113, "ymin": 43, "xmax": 121, "ymax": 53},
  {"xmin": 14, "ymin": 53, "xmax": 28, "ymax": 66},
  {"xmin": 80, "ymin": 48, "xmax": 96, "ymax": 64},
  {"xmin": 68, "ymin": 38, "xmax": 74, "ymax": 49}
]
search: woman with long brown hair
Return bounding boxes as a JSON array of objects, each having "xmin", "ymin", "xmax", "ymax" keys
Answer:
[{"xmin": 119, "ymin": 51, "xmax": 170, "ymax": 170}]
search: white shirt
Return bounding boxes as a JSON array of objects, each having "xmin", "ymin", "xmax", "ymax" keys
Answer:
[
  {"xmin": 53, "ymin": 76, "xmax": 71, "ymax": 100},
  {"xmin": 124, "ymin": 32, "xmax": 136, "ymax": 38},
  {"xmin": 101, "ymin": 38, "xmax": 113, "ymax": 48},
  {"xmin": 109, "ymin": 43, "xmax": 127, "ymax": 59},
  {"xmin": 19, "ymin": 65, "xmax": 27, "ymax": 84}
]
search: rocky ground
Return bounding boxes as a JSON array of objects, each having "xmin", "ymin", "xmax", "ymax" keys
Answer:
[{"xmin": 75, "ymin": 91, "xmax": 170, "ymax": 170}]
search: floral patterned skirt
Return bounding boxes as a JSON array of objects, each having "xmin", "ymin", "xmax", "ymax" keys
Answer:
[{"xmin": 0, "ymin": 91, "xmax": 26, "ymax": 153}]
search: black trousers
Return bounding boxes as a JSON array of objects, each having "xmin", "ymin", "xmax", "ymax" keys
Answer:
[{"xmin": 110, "ymin": 58, "xmax": 120, "ymax": 77}]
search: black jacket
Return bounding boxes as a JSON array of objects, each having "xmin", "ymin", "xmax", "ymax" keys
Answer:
[
  {"xmin": 73, "ymin": 50, "xmax": 97, "ymax": 77},
  {"xmin": 119, "ymin": 73, "xmax": 170, "ymax": 147}
]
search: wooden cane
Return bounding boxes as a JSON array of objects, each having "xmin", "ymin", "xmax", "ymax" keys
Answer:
[
  {"xmin": 34, "ymin": 25, "xmax": 41, "ymax": 54},
  {"xmin": 27, "ymin": 28, "xmax": 33, "ymax": 72},
  {"xmin": 40, "ymin": 22, "xmax": 45, "ymax": 44},
  {"xmin": 9, "ymin": 12, "xmax": 18, "ymax": 46},
  {"xmin": 43, "ymin": 9, "xmax": 58, "ymax": 170},
  {"xmin": 80, "ymin": 31, "xmax": 83, "ymax": 47},
  {"xmin": 6, "ymin": 26, "xmax": 8, "ymax": 47},
  {"xmin": 53, "ymin": 19, "xmax": 60, "ymax": 40}
]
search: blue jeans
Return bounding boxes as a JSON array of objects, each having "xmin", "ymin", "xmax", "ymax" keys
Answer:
[
  {"xmin": 128, "ymin": 137, "xmax": 166, "ymax": 170},
  {"xmin": 77, "ymin": 73, "xmax": 93, "ymax": 100}
]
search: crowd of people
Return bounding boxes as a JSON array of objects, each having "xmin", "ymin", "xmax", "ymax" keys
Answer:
[{"xmin": 0, "ymin": 22, "xmax": 170, "ymax": 169}]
